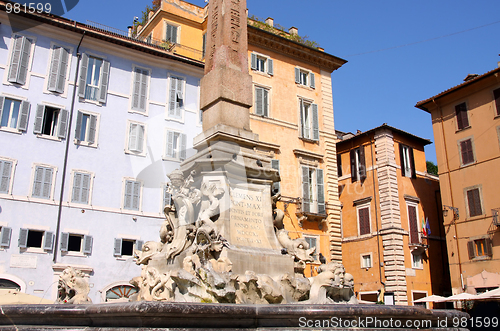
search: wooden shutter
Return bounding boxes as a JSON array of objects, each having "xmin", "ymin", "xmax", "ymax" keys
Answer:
[
  {"xmin": 139, "ymin": 70, "xmax": 148, "ymax": 111},
  {"xmin": 271, "ymin": 159, "xmax": 280, "ymax": 194},
  {"xmin": 337, "ymin": 154, "xmax": 342, "ymax": 177},
  {"xmin": 251, "ymin": 53, "xmax": 257, "ymax": 70},
  {"xmin": 359, "ymin": 146, "xmax": 367, "ymax": 181},
  {"xmin": 88, "ymin": 115, "xmax": 97, "ymax": 144},
  {"xmin": 18, "ymin": 37, "xmax": 32, "ymax": 85},
  {"xmin": 129, "ymin": 123, "xmax": 142, "ymax": 153},
  {"xmin": 113, "ymin": 238, "xmax": 122, "ymax": 256},
  {"xmin": 494, "ymin": 88, "xmax": 500, "ymax": 116},
  {"xmin": 267, "ymin": 58, "xmax": 274, "ymax": 75},
  {"xmin": 299, "ymin": 99, "xmax": 305, "ymax": 138},
  {"xmin": 33, "ymin": 104, "xmax": 44, "ymax": 134},
  {"xmin": 57, "ymin": 109, "xmax": 69, "ymax": 139},
  {"xmin": 408, "ymin": 205, "xmax": 419, "ymax": 244},
  {"xmin": 98, "ymin": 60, "xmax": 110, "ymax": 103},
  {"xmin": 166, "ymin": 131, "xmax": 174, "ymax": 158},
  {"xmin": 131, "ymin": 68, "xmax": 141, "ymax": 110},
  {"xmin": 358, "ymin": 207, "xmax": 370, "ymax": 235},
  {"xmin": 132, "ymin": 181, "xmax": 140, "ymax": 210},
  {"xmin": 18, "ymin": 100, "xmax": 29, "ymax": 132},
  {"xmin": 32, "ymin": 166, "xmax": 44, "ymax": 197},
  {"xmin": 57, "ymin": 47, "xmax": 69, "ymax": 93},
  {"xmin": 312, "ymin": 104, "xmax": 319, "ymax": 141},
  {"xmin": 83, "ymin": 235, "xmax": 93, "ymax": 254},
  {"xmin": 18, "ymin": 228, "xmax": 28, "ymax": 248},
  {"xmin": 81, "ymin": 173, "xmax": 90, "ymax": 204},
  {"xmin": 301, "ymin": 166, "xmax": 310, "ymax": 213},
  {"xmin": 310, "ymin": 72, "xmax": 315, "ymax": 88},
  {"xmin": 467, "ymin": 188, "xmax": 482, "ymax": 217},
  {"xmin": 316, "ymin": 168, "xmax": 325, "ymax": 214},
  {"xmin": 168, "ymin": 77, "xmax": 179, "ymax": 117},
  {"xmin": 202, "ymin": 34, "xmax": 206, "ymax": 58},
  {"xmin": 75, "ymin": 111, "xmax": 82, "ymax": 140},
  {"xmin": 78, "ymin": 53, "xmax": 89, "ymax": 98},
  {"xmin": 0, "ymin": 161, "xmax": 12, "ymax": 194},
  {"xmin": 399, "ymin": 144, "xmax": 406, "ymax": 177},
  {"xmin": 124, "ymin": 180, "xmax": 133, "ymax": 209},
  {"xmin": 455, "ymin": 103, "xmax": 469, "ymax": 130},
  {"xmin": 180, "ymin": 133, "xmax": 187, "ymax": 161},
  {"xmin": 255, "ymin": 87, "xmax": 264, "ymax": 115},
  {"xmin": 8, "ymin": 35, "xmax": 24, "ymax": 83},
  {"xmin": 409, "ymin": 147, "xmax": 416, "ymax": 179},
  {"xmin": 484, "ymin": 238, "xmax": 493, "ymax": 257},
  {"xmin": 295, "ymin": 67, "xmax": 300, "ymax": 84},
  {"xmin": 166, "ymin": 24, "xmax": 177, "ymax": 43},
  {"xmin": 72, "ymin": 172, "xmax": 82, "ymax": 203},
  {"xmin": 137, "ymin": 125, "xmax": 144, "ymax": 153},
  {"xmin": 0, "ymin": 227, "xmax": 12, "ymax": 248},
  {"xmin": 48, "ymin": 46, "xmax": 69, "ymax": 93},
  {"xmin": 60, "ymin": 232, "xmax": 69, "ymax": 252},
  {"xmin": 136, "ymin": 240, "xmax": 144, "ymax": 251},
  {"xmin": 350, "ymin": 149, "xmax": 356, "ymax": 182},
  {"xmin": 43, "ymin": 231, "xmax": 54, "ymax": 250},
  {"xmin": 467, "ymin": 241, "xmax": 475, "ymax": 259},
  {"xmin": 41, "ymin": 167, "xmax": 53, "ymax": 199},
  {"xmin": 460, "ymin": 139, "xmax": 474, "ymax": 165}
]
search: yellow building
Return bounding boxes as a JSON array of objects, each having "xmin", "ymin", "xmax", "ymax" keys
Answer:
[
  {"xmin": 416, "ymin": 67, "xmax": 500, "ymax": 296},
  {"xmin": 136, "ymin": 0, "xmax": 347, "ymax": 276},
  {"xmin": 336, "ymin": 124, "xmax": 451, "ymax": 306}
]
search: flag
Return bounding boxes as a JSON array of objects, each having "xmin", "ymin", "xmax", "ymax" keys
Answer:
[
  {"xmin": 425, "ymin": 217, "xmax": 431, "ymax": 236},
  {"xmin": 421, "ymin": 217, "xmax": 427, "ymax": 237}
]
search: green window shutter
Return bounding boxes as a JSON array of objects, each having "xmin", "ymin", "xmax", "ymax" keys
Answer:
[
  {"xmin": 180, "ymin": 133, "xmax": 187, "ymax": 161},
  {"xmin": 267, "ymin": 58, "xmax": 274, "ymax": 75},
  {"xmin": 72, "ymin": 172, "xmax": 82, "ymax": 203},
  {"xmin": 271, "ymin": 159, "xmax": 280, "ymax": 194},
  {"xmin": 255, "ymin": 87, "xmax": 264, "ymax": 115},
  {"xmin": 301, "ymin": 166, "xmax": 310, "ymax": 213},
  {"xmin": 295, "ymin": 67, "xmax": 300, "ymax": 84},
  {"xmin": 0, "ymin": 160, "xmax": 12, "ymax": 194},
  {"xmin": 310, "ymin": 72, "xmax": 315, "ymax": 88},
  {"xmin": 113, "ymin": 238, "xmax": 122, "ymax": 256},
  {"xmin": 166, "ymin": 130, "xmax": 174, "ymax": 158},
  {"xmin": 43, "ymin": 231, "xmax": 54, "ymax": 250},
  {"xmin": 33, "ymin": 104, "xmax": 44, "ymax": 134},
  {"xmin": 78, "ymin": 53, "xmax": 89, "ymax": 98},
  {"xmin": 18, "ymin": 228, "xmax": 28, "ymax": 248},
  {"xmin": 98, "ymin": 60, "xmax": 110, "ymax": 103},
  {"xmin": 0, "ymin": 227, "xmax": 12, "ymax": 248},
  {"xmin": 57, "ymin": 109, "xmax": 69, "ymax": 139},
  {"xmin": 75, "ymin": 111, "xmax": 82, "ymax": 140},
  {"xmin": 88, "ymin": 115, "xmax": 97, "ymax": 144},
  {"xmin": 312, "ymin": 104, "xmax": 319, "ymax": 141},
  {"xmin": 83, "ymin": 235, "xmax": 93, "ymax": 254},
  {"xmin": 60, "ymin": 232, "xmax": 69, "ymax": 252},
  {"xmin": 316, "ymin": 168, "xmax": 325, "ymax": 214}
]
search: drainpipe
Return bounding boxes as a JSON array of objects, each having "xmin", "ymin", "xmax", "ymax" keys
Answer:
[
  {"xmin": 433, "ymin": 99, "xmax": 464, "ymax": 290},
  {"xmin": 53, "ymin": 32, "xmax": 86, "ymax": 263}
]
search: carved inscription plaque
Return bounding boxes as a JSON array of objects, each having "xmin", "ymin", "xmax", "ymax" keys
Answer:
[{"xmin": 229, "ymin": 187, "xmax": 272, "ymax": 249}]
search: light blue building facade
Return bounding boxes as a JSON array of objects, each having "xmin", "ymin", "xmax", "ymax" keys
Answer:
[{"xmin": 0, "ymin": 9, "xmax": 203, "ymax": 302}]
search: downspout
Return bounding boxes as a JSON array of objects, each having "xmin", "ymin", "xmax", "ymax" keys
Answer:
[
  {"xmin": 53, "ymin": 32, "xmax": 86, "ymax": 263},
  {"xmin": 433, "ymin": 99, "xmax": 463, "ymax": 289}
]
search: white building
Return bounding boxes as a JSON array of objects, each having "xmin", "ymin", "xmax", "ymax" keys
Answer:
[{"xmin": 0, "ymin": 6, "xmax": 203, "ymax": 302}]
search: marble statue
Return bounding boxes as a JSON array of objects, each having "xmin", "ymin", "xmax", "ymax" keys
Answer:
[{"xmin": 56, "ymin": 267, "xmax": 92, "ymax": 304}]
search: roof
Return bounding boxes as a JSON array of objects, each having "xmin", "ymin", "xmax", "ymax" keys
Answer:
[
  {"xmin": 337, "ymin": 123, "xmax": 432, "ymax": 146},
  {"xmin": 415, "ymin": 66, "xmax": 500, "ymax": 112},
  {"xmin": 0, "ymin": 1, "xmax": 204, "ymax": 69}
]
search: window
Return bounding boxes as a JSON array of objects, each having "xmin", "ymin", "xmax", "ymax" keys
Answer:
[
  {"xmin": 466, "ymin": 187, "xmax": 483, "ymax": 217},
  {"xmin": 165, "ymin": 23, "xmax": 178, "ymax": 43},
  {"xmin": 361, "ymin": 253, "xmax": 372, "ymax": 268},
  {"xmin": 71, "ymin": 172, "xmax": 92, "ymax": 205},
  {"xmin": 301, "ymin": 166, "xmax": 325, "ymax": 214},
  {"xmin": 0, "ymin": 97, "xmax": 30, "ymax": 132},
  {"xmin": 8, "ymin": 35, "xmax": 33, "ymax": 85},
  {"xmin": 271, "ymin": 159, "xmax": 280, "ymax": 194},
  {"xmin": 359, "ymin": 292, "xmax": 378, "ymax": 303},
  {"xmin": 47, "ymin": 45, "xmax": 70, "ymax": 93},
  {"xmin": 123, "ymin": 179, "xmax": 141, "ymax": 211},
  {"xmin": 60, "ymin": 233, "xmax": 92, "ymax": 254},
  {"xmin": 75, "ymin": 111, "xmax": 98, "ymax": 146},
  {"xmin": 0, "ymin": 159, "xmax": 14, "ymax": 194},
  {"xmin": 350, "ymin": 146, "xmax": 366, "ymax": 182},
  {"xmin": 113, "ymin": 238, "xmax": 143, "ymax": 257},
  {"xmin": 165, "ymin": 130, "xmax": 187, "ymax": 161},
  {"xmin": 412, "ymin": 292, "xmax": 428, "ymax": 308},
  {"xmin": 407, "ymin": 203, "xmax": 420, "ymax": 244},
  {"xmin": 357, "ymin": 205, "xmax": 371, "ymax": 236},
  {"xmin": 31, "ymin": 165, "xmax": 55, "ymax": 200},
  {"xmin": 254, "ymin": 86, "xmax": 269, "ymax": 116},
  {"xmin": 459, "ymin": 138, "xmax": 475, "ymax": 165},
  {"xmin": 168, "ymin": 76, "xmax": 184, "ymax": 119},
  {"xmin": 33, "ymin": 105, "xmax": 68, "ymax": 139},
  {"xmin": 412, "ymin": 252, "xmax": 423, "ymax": 269},
  {"xmin": 399, "ymin": 144, "xmax": 416, "ymax": 178},
  {"xmin": 126, "ymin": 122, "xmax": 146, "ymax": 155},
  {"xmin": 467, "ymin": 238, "xmax": 492, "ymax": 259},
  {"xmin": 250, "ymin": 53, "xmax": 273, "ymax": 75},
  {"xmin": 295, "ymin": 67, "xmax": 315, "ymax": 88},
  {"xmin": 105, "ymin": 285, "xmax": 138, "ymax": 302},
  {"xmin": 18, "ymin": 229, "xmax": 54, "ymax": 250},
  {"xmin": 455, "ymin": 102, "xmax": 469, "ymax": 130},
  {"xmin": 202, "ymin": 33, "xmax": 206, "ymax": 58},
  {"xmin": 299, "ymin": 99, "xmax": 319, "ymax": 141},
  {"xmin": 131, "ymin": 67, "xmax": 150, "ymax": 112},
  {"xmin": 303, "ymin": 235, "xmax": 319, "ymax": 261},
  {"xmin": 78, "ymin": 54, "xmax": 110, "ymax": 103},
  {"xmin": 0, "ymin": 227, "xmax": 12, "ymax": 248},
  {"xmin": 494, "ymin": 88, "xmax": 500, "ymax": 117},
  {"xmin": 337, "ymin": 154, "xmax": 342, "ymax": 177}
]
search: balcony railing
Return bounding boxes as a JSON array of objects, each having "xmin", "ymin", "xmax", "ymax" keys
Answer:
[{"xmin": 493, "ymin": 209, "xmax": 500, "ymax": 227}]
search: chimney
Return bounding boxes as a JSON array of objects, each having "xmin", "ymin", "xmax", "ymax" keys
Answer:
[
  {"xmin": 127, "ymin": 26, "xmax": 133, "ymax": 37},
  {"xmin": 464, "ymin": 74, "xmax": 479, "ymax": 82},
  {"xmin": 148, "ymin": 10, "xmax": 154, "ymax": 20},
  {"xmin": 137, "ymin": 24, "xmax": 143, "ymax": 33},
  {"xmin": 265, "ymin": 17, "xmax": 274, "ymax": 27},
  {"xmin": 288, "ymin": 27, "xmax": 298, "ymax": 35}
]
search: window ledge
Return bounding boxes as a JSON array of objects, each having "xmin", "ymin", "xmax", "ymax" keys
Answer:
[
  {"xmin": 61, "ymin": 251, "xmax": 88, "ymax": 258},
  {"xmin": 0, "ymin": 127, "xmax": 22, "ymax": 135},
  {"xmin": 460, "ymin": 161, "xmax": 476, "ymax": 168},
  {"xmin": 466, "ymin": 214, "xmax": 487, "ymax": 222},
  {"xmin": 298, "ymin": 137, "xmax": 319, "ymax": 144},
  {"xmin": 36, "ymin": 134, "xmax": 62, "ymax": 142},
  {"xmin": 74, "ymin": 140, "xmax": 98, "ymax": 149},
  {"xmin": 296, "ymin": 83, "xmax": 314, "ymax": 91},
  {"xmin": 124, "ymin": 150, "xmax": 147, "ymax": 157},
  {"xmin": 20, "ymin": 248, "xmax": 50, "ymax": 254},
  {"xmin": 129, "ymin": 109, "xmax": 148, "ymax": 116},
  {"xmin": 455, "ymin": 126, "xmax": 471, "ymax": 134},
  {"xmin": 494, "ymin": 114, "xmax": 500, "ymax": 120},
  {"xmin": 252, "ymin": 70, "xmax": 272, "ymax": 78},
  {"xmin": 471, "ymin": 255, "xmax": 492, "ymax": 262}
]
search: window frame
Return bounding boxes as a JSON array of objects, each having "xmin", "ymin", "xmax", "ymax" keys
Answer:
[
  {"xmin": 78, "ymin": 53, "xmax": 110, "ymax": 104},
  {"xmin": 74, "ymin": 110, "xmax": 99, "ymax": 148},
  {"xmin": 399, "ymin": 144, "xmax": 416, "ymax": 178},
  {"xmin": 356, "ymin": 203, "xmax": 371, "ymax": 236},
  {"xmin": 254, "ymin": 85, "xmax": 270, "ymax": 117},
  {"xmin": 464, "ymin": 185, "xmax": 484, "ymax": 219},
  {"xmin": 6, "ymin": 33, "xmax": 36, "ymax": 87},
  {"xmin": 60, "ymin": 231, "xmax": 93, "ymax": 256},
  {"xmin": 130, "ymin": 65, "xmax": 151, "ymax": 114},
  {"xmin": 163, "ymin": 129, "xmax": 187, "ymax": 161},
  {"xmin": 493, "ymin": 88, "xmax": 500, "ymax": 117},
  {"xmin": 70, "ymin": 170, "xmax": 94, "ymax": 205},
  {"xmin": 360, "ymin": 252, "xmax": 373, "ymax": 269},
  {"xmin": 167, "ymin": 75, "xmax": 185, "ymax": 122},
  {"xmin": 294, "ymin": 67, "xmax": 315, "ymax": 89},
  {"xmin": 0, "ymin": 157, "xmax": 16, "ymax": 195},
  {"xmin": 30, "ymin": 164, "xmax": 57, "ymax": 201},
  {"xmin": 303, "ymin": 234, "xmax": 320, "ymax": 262},
  {"xmin": 455, "ymin": 101, "xmax": 470, "ymax": 131},
  {"xmin": 122, "ymin": 178, "xmax": 143, "ymax": 212},
  {"xmin": 301, "ymin": 165, "xmax": 325, "ymax": 215},
  {"xmin": 33, "ymin": 103, "xmax": 68, "ymax": 140},
  {"xmin": 467, "ymin": 236, "xmax": 492, "ymax": 260},
  {"xmin": 45, "ymin": 43, "xmax": 72, "ymax": 95},
  {"xmin": 350, "ymin": 146, "xmax": 367, "ymax": 182},
  {"xmin": 113, "ymin": 237, "xmax": 144, "ymax": 258},
  {"xmin": 298, "ymin": 98, "xmax": 319, "ymax": 142},
  {"xmin": 458, "ymin": 136, "xmax": 476, "ymax": 166},
  {"xmin": 18, "ymin": 227, "xmax": 54, "ymax": 253},
  {"xmin": 125, "ymin": 120, "xmax": 147, "ymax": 156},
  {"xmin": 0, "ymin": 95, "xmax": 30, "ymax": 133},
  {"xmin": 164, "ymin": 22, "xmax": 180, "ymax": 44},
  {"xmin": 406, "ymin": 200, "xmax": 421, "ymax": 244},
  {"xmin": 411, "ymin": 252, "xmax": 423, "ymax": 269},
  {"xmin": 250, "ymin": 52, "xmax": 274, "ymax": 76}
]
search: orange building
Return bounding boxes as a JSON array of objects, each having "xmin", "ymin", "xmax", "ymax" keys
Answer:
[
  {"xmin": 416, "ymin": 67, "xmax": 500, "ymax": 296},
  {"xmin": 337, "ymin": 124, "xmax": 451, "ymax": 306},
  {"xmin": 136, "ymin": 0, "xmax": 347, "ymax": 276}
]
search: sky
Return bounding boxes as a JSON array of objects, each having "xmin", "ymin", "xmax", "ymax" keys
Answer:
[{"xmin": 63, "ymin": 0, "xmax": 500, "ymax": 163}]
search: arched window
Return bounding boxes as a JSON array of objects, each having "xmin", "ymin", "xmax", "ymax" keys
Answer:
[
  {"xmin": 105, "ymin": 285, "xmax": 137, "ymax": 302},
  {"xmin": 0, "ymin": 279, "xmax": 21, "ymax": 290}
]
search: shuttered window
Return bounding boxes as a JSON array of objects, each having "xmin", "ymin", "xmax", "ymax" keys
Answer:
[
  {"xmin": 60, "ymin": 233, "xmax": 93, "ymax": 254},
  {"xmin": 295, "ymin": 67, "xmax": 315, "ymax": 88},
  {"xmin": 337, "ymin": 154, "xmax": 343, "ymax": 177},
  {"xmin": 114, "ymin": 238, "xmax": 143, "ymax": 257},
  {"xmin": 163, "ymin": 185, "xmax": 172, "ymax": 212},
  {"xmin": 254, "ymin": 86, "xmax": 269, "ymax": 116},
  {"xmin": 78, "ymin": 54, "xmax": 110, "ymax": 103},
  {"xmin": 399, "ymin": 144, "xmax": 416, "ymax": 178},
  {"xmin": 18, "ymin": 229, "xmax": 53, "ymax": 250},
  {"xmin": 251, "ymin": 53, "xmax": 273, "ymax": 75},
  {"xmin": 33, "ymin": 105, "xmax": 68, "ymax": 139},
  {"xmin": 468, "ymin": 238, "xmax": 493, "ymax": 259},
  {"xmin": 75, "ymin": 111, "xmax": 97, "ymax": 145},
  {"xmin": 358, "ymin": 207, "xmax": 370, "ymax": 236},
  {"xmin": 131, "ymin": 67, "xmax": 149, "ymax": 112},
  {"xmin": 408, "ymin": 204, "xmax": 419, "ymax": 244},
  {"xmin": 8, "ymin": 35, "xmax": 33, "ymax": 85},
  {"xmin": 128, "ymin": 123, "xmax": 145, "ymax": 153},
  {"xmin": 271, "ymin": 159, "xmax": 280, "ymax": 194},
  {"xmin": 494, "ymin": 88, "xmax": 500, "ymax": 116},
  {"xmin": 299, "ymin": 99, "xmax": 319, "ymax": 141},
  {"xmin": 350, "ymin": 146, "xmax": 366, "ymax": 182},
  {"xmin": 168, "ymin": 76, "xmax": 184, "ymax": 119},
  {"xmin": 124, "ymin": 180, "xmax": 141, "ymax": 211},
  {"xmin": 32, "ymin": 166, "xmax": 54, "ymax": 199},
  {"xmin": 0, "ymin": 97, "xmax": 30, "ymax": 132},
  {"xmin": 47, "ymin": 46, "xmax": 70, "ymax": 93},
  {"xmin": 72, "ymin": 172, "xmax": 91, "ymax": 204},
  {"xmin": 0, "ymin": 160, "xmax": 13, "ymax": 194},
  {"xmin": 455, "ymin": 102, "xmax": 469, "ymax": 130},
  {"xmin": 0, "ymin": 227, "xmax": 12, "ymax": 248},
  {"xmin": 301, "ymin": 166, "xmax": 325, "ymax": 214},
  {"xmin": 460, "ymin": 138, "xmax": 474, "ymax": 165},
  {"xmin": 165, "ymin": 130, "xmax": 187, "ymax": 161},
  {"xmin": 166, "ymin": 24, "xmax": 178, "ymax": 43},
  {"xmin": 466, "ymin": 188, "xmax": 482, "ymax": 217}
]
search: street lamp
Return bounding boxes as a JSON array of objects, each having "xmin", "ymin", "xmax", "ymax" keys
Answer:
[{"xmin": 443, "ymin": 205, "xmax": 459, "ymax": 220}]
